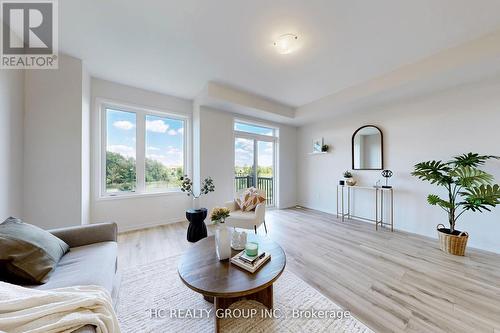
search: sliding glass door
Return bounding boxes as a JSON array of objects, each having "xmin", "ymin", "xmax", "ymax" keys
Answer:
[{"xmin": 234, "ymin": 121, "xmax": 277, "ymax": 206}]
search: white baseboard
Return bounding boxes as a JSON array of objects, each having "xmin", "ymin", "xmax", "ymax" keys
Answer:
[{"xmin": 117, "ymin": 217, "xmax": 187, "ymax": 233}]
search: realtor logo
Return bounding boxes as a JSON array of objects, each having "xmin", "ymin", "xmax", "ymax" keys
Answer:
[{"xmin": 1, "ymin": 0, "xmax": 58, "ymax": 69}]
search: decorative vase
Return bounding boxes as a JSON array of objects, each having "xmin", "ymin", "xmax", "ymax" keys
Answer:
[
  {"xmin": 231, "ymin": 230, "xmax": 247, "ymax": 250},
  {"xmin": 345, "ymin": 178, "xmax": 357, "ymax": 186},
  {"xmin": 215, "ymin": 224, "xmax": 231, "ymax": 260},
  {"xmin": 192, "ymin": 197, "xmax": 200, "ymax": 210},
  {"xmin": 436, "ymin": 224, "xmax": 469, "ymax": 256}
]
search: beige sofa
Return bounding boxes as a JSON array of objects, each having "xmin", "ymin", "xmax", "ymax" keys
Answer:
[{"xmin": 26, "ymin": 223, "xmax": 119, "ymax": 333}]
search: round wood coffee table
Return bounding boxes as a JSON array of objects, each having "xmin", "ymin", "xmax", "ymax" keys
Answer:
[{"xmin": 178, "ymin": 234, "xmax": 286, "ymax": 332}]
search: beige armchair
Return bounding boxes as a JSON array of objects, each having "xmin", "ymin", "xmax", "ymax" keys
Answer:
[{"xmin": 224, "ymin": 189, "xmax": 267, "ymax": 234}]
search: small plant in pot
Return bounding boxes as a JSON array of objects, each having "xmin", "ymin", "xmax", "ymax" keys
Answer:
[
  {"xmin": 343, "ymin": 170, "xmax": 356, "ymax": 186},
  {"xmin": 412, "ymin": 153, "xmax": 500, "ymax": 256}
]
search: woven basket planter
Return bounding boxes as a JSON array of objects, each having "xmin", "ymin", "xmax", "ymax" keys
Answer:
[{"xmin": 437, "ymin": 224, "xmax": 469, "ymax": 256}]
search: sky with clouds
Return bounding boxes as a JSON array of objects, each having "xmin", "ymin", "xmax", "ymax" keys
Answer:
[
  {"xmin": 106, "ymin": 109, "xmax": 184, "ymax": 167},
  {"xmin": 106, "ymin": 112, "xmax": 273, "ymax": 170},
  {"xmin": 234, "ymin": 122, "xmax": 275, "ymax": 169},
  {"xmin": 234, "ymin": 138, "xmax": 273, "ymax": 168}
]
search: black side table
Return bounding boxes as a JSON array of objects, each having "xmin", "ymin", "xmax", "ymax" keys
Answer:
[{"xmin": 186, "ymin": 208, "xmax": 208, "ymax": 243}]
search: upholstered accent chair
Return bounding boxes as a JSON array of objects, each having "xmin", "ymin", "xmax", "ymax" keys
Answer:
[{"xmin": 224, "ymin": 188, "xmax": 267, "ymax": 234}]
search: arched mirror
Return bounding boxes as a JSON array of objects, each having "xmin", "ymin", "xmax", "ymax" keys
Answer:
[{"xmin": 352, "ymin": 125, "xmax": 383, "ymax": 170}]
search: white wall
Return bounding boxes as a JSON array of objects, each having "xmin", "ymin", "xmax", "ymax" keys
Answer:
[
  {"xmin": 297, "ymin": 77, "xmax": 500, "ymax": 253},
  {"xmin": 90, "ymin": 78, "xmax": 193, "ymax": 231},
  {"xmin": 0, "ymin": 70, "xmax": 24, "ymax": 220},
  {"xmin": 197, "ymin": 107, "xmax": 235, "ymax": 210},
  {"xmin": 196, "ymin": 106, "xmax": 297, "ymax": 210},
  {"xmin": 81, "ymin": 65, "xmax": 91, "ymax": 225},
  {"xmin": 24, "ymin": 54, "xmax": 87, "ymax": 229},
  {"xmin": 277, "ymin": 125, "xmax": 298, "ymax": 209}
]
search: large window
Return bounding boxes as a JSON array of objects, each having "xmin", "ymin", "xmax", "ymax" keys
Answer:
[
  {"xmin": 234, "ymin": 121, "xmax": 278, "ymax": 206},
  {"xmin": 101, "ymin": 103, "xmax": 186, "ymax": 197},
  {"xmin": 105, "ymin": 109, "xmax": 137, "ymax": 193}
]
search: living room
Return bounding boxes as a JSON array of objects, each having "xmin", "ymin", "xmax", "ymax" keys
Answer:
[{"xmin": 1, "ymin": 1, "xmax": 500, "ymax": 332}]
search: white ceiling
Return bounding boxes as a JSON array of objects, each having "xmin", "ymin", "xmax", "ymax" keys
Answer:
[{"xmin": 60, "ymin": 0, "xmax": 500, "ymax": 108}]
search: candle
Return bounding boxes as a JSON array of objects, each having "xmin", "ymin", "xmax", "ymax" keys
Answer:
[{"xmin": 245, "ymin": 242, "xmax": 258, "ymax": 257}]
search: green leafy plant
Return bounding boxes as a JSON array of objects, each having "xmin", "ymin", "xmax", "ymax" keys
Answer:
[
  {"xmin": 179, "ymin": 175, "xmax": 215, "ymax": 198},
  {"xmin": 412, "ymin": 153, "xmax": 500, "ymax": 233},
  {"xmin": 210, "ymin": 207, "xmax": 230, "ymax": 224},
  {"xmin": 343, "ymin": 170, "xmax": 353, "ymax": 178}
]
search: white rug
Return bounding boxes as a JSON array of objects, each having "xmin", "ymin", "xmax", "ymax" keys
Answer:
[{"xmin": 116, "ymin": 256, "xmax": 373, "ymax": 333}]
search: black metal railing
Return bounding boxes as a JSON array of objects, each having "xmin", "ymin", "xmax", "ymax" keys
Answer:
[{"xmin": 234, "ymin": 175, "xmax": 274, "ymax": 206}]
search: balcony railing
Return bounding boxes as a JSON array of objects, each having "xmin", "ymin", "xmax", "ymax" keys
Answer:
[{"xmin": 235, "ymin": 175, "xmax": 274, "ymax": 206}]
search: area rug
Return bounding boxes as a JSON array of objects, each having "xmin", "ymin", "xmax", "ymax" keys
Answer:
[{"xmin": 116, "ymin": 255, "xmax": 373, "ymax": 333}]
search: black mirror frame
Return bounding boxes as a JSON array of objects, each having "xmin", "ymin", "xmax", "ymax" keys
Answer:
[{"xmin": 352, "ymin": 125, "xmax": 384, "ymax": 170}]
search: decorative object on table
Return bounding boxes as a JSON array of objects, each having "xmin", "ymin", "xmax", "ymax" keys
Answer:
[
  {"xmin": 185, "ymin": 208, "xmax": 208, "ymax": 243},
  {"xmin": 339, "ymin": 180, "xmax": 345, "ymax": 186},
  {"xmin": 352, "ymin": 125, "xmax": 383, "ymax": 170},
  {"xmin": 321, "ymin": 144, "xmax": 329, "ymax": 152},
  {"xmin": 179, "ymin": 175, "xmax": 215, "ymax": 210},
  {"xmin": 374, "ymin": 180, "xmax": 381, "ymax": 188},
  {"xmin": 210, "ymin": 207, "xmax": 231, "ymax": 260},
  {"xmin": 312, "ymin": 137, "xmax": 323, "ymax": 153},
  {"xmin": 231, "ymin": 229, "xmax": 247, "ymax": 250},
  {"xmin": 245, "ymin": 241, "xmax": 259, "ymax": 257},
  {"xmin": 412, "ymin": 152, "xmax": 500, "ymax": 256},
  {"xmin": 343, "ymin": 170, "xmax": 357, "ymax": 186},
  {"xmin": 381, "ymin": 169, "xmax": 393, "ymax": 188},
  {"xmin": 230, "ymin": 249, "xmax": 271, "ymax": 273}
]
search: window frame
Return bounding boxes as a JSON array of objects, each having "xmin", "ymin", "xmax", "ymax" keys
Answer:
[
  {"xmin": 233, "ymin": 119, "xmax": 279, "ymax": 207},
  {"xmin": 97, "ymin": 99, "xmax": 189, "ymax": 199}
]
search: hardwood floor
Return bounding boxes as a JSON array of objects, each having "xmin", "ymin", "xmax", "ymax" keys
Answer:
[{"xmin": 118, "ymin": 208, "xmax": 500, "ymax": 333}]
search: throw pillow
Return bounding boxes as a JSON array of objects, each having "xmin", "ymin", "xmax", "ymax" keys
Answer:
[
  {"xmin": 0, "ymin": 217, "xmax": 69, "ymax": 284},
  {"xmin": 236, "ymin": 187, "xmax": 266, "ymax": 212}
]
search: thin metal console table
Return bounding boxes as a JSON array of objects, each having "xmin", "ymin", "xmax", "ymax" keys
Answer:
[{"xmin": 336, "ymin": 185, "xmax": 394, "ymax": 231}]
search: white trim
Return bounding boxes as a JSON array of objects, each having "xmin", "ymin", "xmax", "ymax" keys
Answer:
[
  {"xmin": 95, "ymin": 189, "xmax": 184, "ymax": 202},
  {"xmin": 234, "ymin": 131, "xmax": 277, "ymax": 142},
  {"xmin": 233, "ymin": 119, "xmax": 279, "ymax": 207},
  {"xmin": 95, "ymin": 98, "xmax": 189, "ymax": 200},
  {"xmin": 114, "ymin": 216, "xmax": 187, "ymax": 233},
  {"xmin": 234, "ymin": 118, "xmax": 278, "ymax": 137}
]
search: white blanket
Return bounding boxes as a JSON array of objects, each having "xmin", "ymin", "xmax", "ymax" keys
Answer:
[{"xmin": 0, "ymin": 282, "xmax": 120, "ymax": 333}]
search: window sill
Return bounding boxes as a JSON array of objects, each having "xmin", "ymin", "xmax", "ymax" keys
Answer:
[{"xmin": 96, "ymin": 190, "xmax": 186, "ymax": 202}]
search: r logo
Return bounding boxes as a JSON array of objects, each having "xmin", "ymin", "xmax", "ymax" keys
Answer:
[{"xmin": 2, "ymin": 1, "xmax": 53, "ymax": 54}]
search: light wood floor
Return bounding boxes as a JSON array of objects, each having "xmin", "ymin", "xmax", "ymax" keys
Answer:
[{"xmin": 118, "ymin": 208, "xmax": 500, "ymax": 333}]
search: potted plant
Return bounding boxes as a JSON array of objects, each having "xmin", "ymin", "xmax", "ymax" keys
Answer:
[
  {"xmin": 180, "ymin": 175, "xmax": 215, "ymax": 210},
  {"xmin": 343, "ymin": 170, "xmax": 356, "ymax": 186},
  {"xmin": 180, "ymin": 175, "xmax": 216, "ymax": 242},
  {"xmin": 211, "ymin": 207, "xmax": 231, "ymax": 260},
  {"xmin": 412, "ymin": 153, "xmax": 500, "ymax": 256}
]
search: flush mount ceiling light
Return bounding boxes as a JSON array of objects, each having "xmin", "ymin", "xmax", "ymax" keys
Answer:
[{"xmin": 273, "ymin": 34, "xmax": 299, "ymax": 55}]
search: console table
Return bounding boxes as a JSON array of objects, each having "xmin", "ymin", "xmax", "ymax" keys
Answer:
[{"xmin": 336, "ymin": 185, "xmax": 394, "ymax": 231}]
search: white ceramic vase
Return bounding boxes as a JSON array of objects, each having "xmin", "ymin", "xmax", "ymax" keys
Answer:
[
  {"xmin": 215, "ymin": 224, "xmax": 231, "ymax": 260},
  {"xmin": 192, "ymin": 197, "xmax": 200, "ymax": 210}
]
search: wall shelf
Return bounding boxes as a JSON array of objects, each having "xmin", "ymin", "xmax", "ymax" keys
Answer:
[{"xmin": 308, "ymin": 152, "xmax": 328, "ymax": 155}]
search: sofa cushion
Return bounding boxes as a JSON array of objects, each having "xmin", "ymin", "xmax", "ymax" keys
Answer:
[
  {"xmin": 0, "ymin": 217, "xmax": 69, "ymax": 284},
  {"xmin": 235, "ymin": 187, "xmax": 266, "ymax": 212},
  {"xmin": 32, "ymin": 241, "xmax": 117, "ymax": 294}
]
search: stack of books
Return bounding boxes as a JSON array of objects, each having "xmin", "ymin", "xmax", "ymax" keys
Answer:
[{"xmin": 230, "ymin": 250, "xmax": 271, "ymax": 273}]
